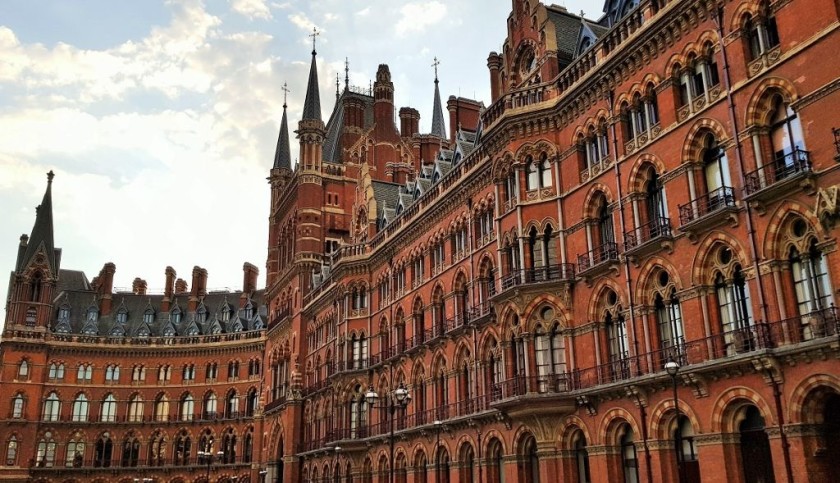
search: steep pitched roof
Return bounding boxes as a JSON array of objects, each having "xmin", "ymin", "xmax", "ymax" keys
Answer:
[
  {"xmin": 431, "ymin": 77, "xmax": 447, "ymax": 139},
  {"xmin": 546, "ymin": 6, "xmax": 586, "ymax": 61},
  {"xmin": 322, "ymin": 90, "xmax": 374, "ymax": 164},
  {"xmin": 302, "ymin": 50, "xmax": 322, "ymax": 122},
  {"xmin": 18, "ymin": 171, "xmax": 59, "ymax": 277},
  {"xmin": 273, "ymin": 104, "xmax": 292, "ymax": 170}
]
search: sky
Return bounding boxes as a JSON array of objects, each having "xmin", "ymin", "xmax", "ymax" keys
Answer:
[{"xmin": 0, "ymin": 0, "xmax": 593, "ymax": 310}]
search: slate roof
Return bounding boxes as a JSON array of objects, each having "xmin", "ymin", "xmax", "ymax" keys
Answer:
[
  {"xmin": 546, "ymin": 6, "xmax": 586, "ymax": 60},
  {"xmin": 273, "ymin": 105, "xmax": 292, "ymax": 170},
  {"xmin": 323, "ymin": 90, "xmax": 374, "ymax": 164},
  {"xmin": 431, "ymin": 79, "xmax": 447, "ymax": 139},
  {"xmin": 51, "ymin": 287, "xmax": 267, "ymax": 338},
  {"xmin": 302, "ymin": 51, "xmax": 322, "ymax": 122},
  {"xmin": 19, "ymin": 172, "xmax": 59, "ymax": 277}
]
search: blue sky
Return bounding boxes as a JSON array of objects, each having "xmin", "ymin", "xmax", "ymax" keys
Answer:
[{"xmin": 0, "ymin": 0, "xmax": 592, "ymax": 308}]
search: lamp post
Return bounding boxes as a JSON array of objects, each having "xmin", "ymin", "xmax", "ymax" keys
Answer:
[
  {"xmin": 197, "ymin": 449, "xmax": 224, "ymax": 482},
  {"xmin": 433, "ymin": 420, "xmax": 443, "ymax": 483},
  {"xmin": 665, "ymin": 358, "xmax": 685, "ymax": 483},
  {"xmin": 333, "ymin": 445, "xmax": 341, "ymax": 483},
  {"xmin": 365, "ymin": 382, "xmax": 411, "ymax": 483},
  {"xmin": 259, "ymin": 469, "xmax": 268, "ymax": 483}
]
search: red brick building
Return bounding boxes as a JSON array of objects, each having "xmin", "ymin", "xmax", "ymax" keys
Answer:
[{"xmin": 4, "ymin": 0, "xmax": 840, "ymax": 482}]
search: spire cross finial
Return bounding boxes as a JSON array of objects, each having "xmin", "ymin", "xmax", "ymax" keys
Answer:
[
  {"xmin": 432, "ymin": 57, "xmax": 440, "ymax": 80},
  {"xmin": 309, "ymin": 27, "xmax": 320, "ymax": 53},
  {"xmin": 281, "ymin": 82, "xmax": 290, "ymax": 108},
  {"xmin": 345, "ymin": 57, "xmax": 350, "ymax": 87}
]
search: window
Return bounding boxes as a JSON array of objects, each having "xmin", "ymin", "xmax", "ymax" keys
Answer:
[
  {"xmin": 127, "ymin": 395, "xmax": 144, "ymax": 422},
  {"xmin": 656, "ymin": 290, "xmax": 684, "ymax": 351},
  {"xmin": 77, "ymin": 364, "xmax": 92, "ymax": 382},
  {"xmin": 48, "ymin": 362, "xmax": 65, "ymax": 380},
  {"xmin": 17, "ymin": 360, "xmax": 29, "ymax": 379},
  {"xmin": 228, "ymin": 361, "xmax": 240, "ymax": 380},
  {"xmin": 745, "ymin": 11, "xmax": 780, "ymax": 60},
  {"xmin": 116, "ymin": 308, "xmax": 128, "ymax": 324},
  {"xmin": 25, "ymin": 308, "xmax": 36, "ymax": 326},
  {"xmin": 221, "ymin": 428, "xmax": 237, "ymax": 463},
  {"xmin": 504, "ymin": 169, "xmax": 518, "ymax": 206},
  {"xmin": 226, "ymin": 390, "xmax": 239, "ymax": 418},
  {"xmin": 154, "ymin": 395, "xmax": 169, "ymax": 422},
  {"xmin": 121, "ymin": 433, "xmax": 140, "ymax": 467},
  {"xmin": 65, "ymin": 437, "xmax": 85, "ymax": 468},
  {"xmin": 5, "ymin": 436, "xmax": 18, "ymax": 466},
  {"xmin": 174, "ymin": 430, "xmax": 191, "ymax": 465},
  {"xmin": 143, "ymin": 309, "xmax": 155, "ymax": 324},
  {"xmin": 768, "ymin": 96, "xmax": 806, "ymax": 175},
  {"xmin": 131, "ymin": 365, "xmax": 146, "ymax": 382},
  {"xmin": 170, "ymin": 308, "xmax": 181, "ymax": 325},
  {"xmin": 35, "ymin": 433, "xmax": 57, "ymax": 467},
  {"xmin": 715, "ymin": 250, "xmax": 755, "ymax": 352},
  {"xmin": 246, "ymin": 388, "xmax": 258, "ymax": 417},
  {"xmin": 204, "ymin": 392, "xmax": 218, "ymax": 419},
  {"xmin": 101, "ymin": 394, "xmax": 117, "ymax": 422},
  {"xmin": 149, "ymin": 431, "xmax": 166, "ymax": 466},
  {"xmin": 621, "ymin": 427, "xmax": 639, "ymax": 483},
  {"xmin": 58, "ymin": 305, "xmax": 70, "ymax": 320},
  {"xmin": 71, "ymin": 394, "xmax": 89, "ymax": 422},
  {"xmin": 243, "ymin": 430, "xmax": 254, "ymax": 463},
  {"xmin": 42, "ymin": 392, "xmax": 60, "ymax": 422},
  {"xmin": 574, "ymin": 431, "xmax": 591, "ymax": 483},
  {"xmin": 11, "ymin": 394, "xmax": 24, "ymax": 419},
  {"xmin": 180, "ymin": 394, "xmax": 195, "ymax": 421},
  {"xmin": 351, "ymin": 333, "xmax": 368, "ymax": 369},
  {"xmin": 158, "ymin": 365, "xmax": 172, "ymax": 383},
  {"xmin": 349, "ymin": 387, "xmax": 368, "ymax": 439},
  {"xmin": 183, "ymin": 364, "xmax": 196, "ymax": 381},
  {"xmin": 94, "ymin": 434, "xmax": 113, "ymax": 468},
  {"xmin": 206, "ymin": 362, "xmax": 218, "ymax": 380},
  {"xmin": 702, "ymin": 135, "xmax": 732, "ymax": 201}
]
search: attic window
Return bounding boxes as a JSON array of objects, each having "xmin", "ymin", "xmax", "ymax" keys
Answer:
[
  {"xmin": 580, "ymin": 37, "xmax": 592, "ymax": 53},
  {"xmin": 58, "ymin": 306, "xmax": 70, "ymax": 320},
  {"xmin": 143, "ymin": 310, "xmax": 155, "ymax": 324},
  {"xmin": 116, "ymin": 310, "xmax": 127, "ymax": 324},
  {"xmin": 87, "ymin": 307, "xmax": 98, "ymax": 322}
]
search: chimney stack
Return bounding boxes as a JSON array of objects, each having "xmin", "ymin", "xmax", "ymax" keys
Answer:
[
  {"xmin": 97, "ymin": 262, "xmax": 116, "ymax": 315},
  {"xmin": 162, "ymin": 266, "xmax": 176, "ymax": 312},
  {"xmin": 487, "ymin": 52, "xmax": 503, "ymax": 103},
  {"xmin": 175, "ymin": 278, "xmax": 188, "ymax": 295},
  {"xmin": 399, "ymin": 107, "xmax": 420, "ymax": 138},
  {"xmin": 189, "ymin": 266, "xmax": 208, "ymax": 311},
  {"xmin": 132, "ymin": 278, "xmax": 147, "ymax": 295},
  {"xmin": 243, "ymin": 262, "xmax": 259, "ymax": 294}
]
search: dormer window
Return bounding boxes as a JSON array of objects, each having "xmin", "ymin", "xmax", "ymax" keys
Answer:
[
  {"xmin": 171, "ymin": 309, "xmax": 181, "ymax": 325},
  {"xmin": 197, "ymin": 307, "xmax": 207, "ymax": 324},
  {"xmin": 580, "ymin": 37, "xmax": 592, "ymax": 53},
  {"xmin": 116, "ymin": 310, "xmax": 127, "ymax": 324},
  {"xmin": 87, "ymin": 308, "xmax": 98, "ymax": 322},
  {"xmin": 143, "ymin": 310, "xmax": 155, "ymax": 324},
  {"xmin": 220, "ymin": 307, "xmax": 230, "ymax": 322},
  {"xmin": 244, "ymin": 305, "xmax": 254, "ymax": 320},
  {"xmin": 58, "ymin": 306, "xmax": 70, "ymax": 320}
]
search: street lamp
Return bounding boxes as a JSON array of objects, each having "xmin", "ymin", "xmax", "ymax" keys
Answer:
[
  {"xmin": 365, "ymin": 382, "xmax": 411, "ymax": 483},
  {"xmin": 665, "ymin": 358, "xmax": 685, "ymax": 483},
  {"xmin": 259, "ymin": 469, "xmax": 268, "ymax": 483},
  {"xmin": 433, "ymin": 420, "xmax": 443, "ymax": 483},
  {"xmin": 332, "ymin": 446, "xmax": 341, "ymax": 483},
  {"xmin": 197, "ymin": 449, "xmax": 225, "ymax": 482}
]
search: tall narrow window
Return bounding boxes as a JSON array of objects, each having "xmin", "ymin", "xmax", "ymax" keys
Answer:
[
  {"xmin": 621, "ymin": 427, "xmax": 639, "ymax": 483},
  {"xmin": 769, "ymin": 97, "xmax": 806, "ymax": 176},
  {"xmin": 42, "ymin": 392, "xmax": 61, "ymax": 422},
  {"xmin": 791, "ymin": 239, "xmax": 833, "ymax": 317},
  {"xmin": 72, "ymin": 394, "xmax": 89, "ymax": 422},
  {"xmin": 6, "ymin": 436, "xmax": 18, "ymax": 466},
  {"xmin": 36, "ymin": 434, "xmax": 57, "ymax": 467},
  {"xmin": 12, "ymin": 394, "xmax": 25, "ymax": 419},
  {"xmin": 100, "ymin": 394, "xmax": 117, "ymax": 422}
]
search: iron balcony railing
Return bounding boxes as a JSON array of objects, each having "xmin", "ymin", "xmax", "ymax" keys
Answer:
[
  {"xmin": 624, "ymin": 217, "xmax": 672, "ymax": 251},
  {"xmin": 678, "ymin": 186, "xmax": 736, "ymax": 225},
  {"xmin": 500, "ymin": 263, "xmax": 575, "ymax": 291},
  {"xmin": 743, "ymin": 149, "xmax": 812, "ymax": 195},
  {"xmin": 577, "ymin": 242, "xmax": 619, "ymax": 272}
]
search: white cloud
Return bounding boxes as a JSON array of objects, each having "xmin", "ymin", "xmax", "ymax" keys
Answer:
[
  {"xmin": 356, "ymin": 7, "xmax": 371, "ymax": 16},
  {"xmin": 395, "ymin": 1, "xmax": 447, "ymax": 37},
  {"xmin": 230, "ymin": 0, "xmax": 273, "ymax": 20},
  {"xmin": 289, "ymin": 13, "xmax": 317, "ymax": 32}
]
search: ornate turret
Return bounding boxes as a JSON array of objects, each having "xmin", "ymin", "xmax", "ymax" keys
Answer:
[
  {"xmin": 297, "ymin": 28, "xmax": 326, "ymax": 172},
  {"xmin": 273, "ymin": 84, "xmax": 292, "ymax": 172}
]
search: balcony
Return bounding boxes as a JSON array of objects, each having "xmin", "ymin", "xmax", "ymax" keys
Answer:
[
  {"xmin": 623, "ymin": 217, "xmax": 673, "ymax": 263},
  {"xmin": 678, "ymin": 186, "xmax": 738, "ymax": 239},
  {"xmin": 577, "ymin": 242, "xmax": 620, "ymax": 281},
  {"xmin": 490, "ymin": 374, "xmax": 576, "ymax": 418},
  {"xmin": 743, "ymin": 149, "xmax": 814, "ymax": 210},
  {"xmin": 497, "ymin": 263, "xmax": 575, "ymax": 301}
]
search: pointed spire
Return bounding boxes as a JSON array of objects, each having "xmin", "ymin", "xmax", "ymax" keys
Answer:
[
  {"xmin": 19, "ymin": 171, "xmax": 58, "ymax": 276},
  {"xmin": 345, "ymin": 57, "xmax": 350, "ymax": 89},
  {"xmin": 430, "ymin": 57, "xmax": 447, "ymax": 139},
  {"xmin": 302, "ymin": 28, "xmax": 322, "ymax": 122},
  {"xmin": 273, "ymin": 83, "xmax": 292, "ymax": 170}
]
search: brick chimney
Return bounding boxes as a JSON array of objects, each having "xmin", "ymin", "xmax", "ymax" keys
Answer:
[
  {"xmin": 487, "ymin": 52, "xmax": 503, "ymax": 103},
  {"xmin": 399, "ymin": 107, "xmax": 420, "ymax": 138},
  {"xmin": 446, "ymin": 96, "xmax": 483, "ymax": 140},
  {"xmin": 243, "ymin": 262, "xmax": 259, "ymax": 294},
  {"xmin": 189, "ymin": 266, "xmax": 207, "ymax": 311},
  {"xmin": 162, "ymin": 266, "xmax": 176, "ymax": 312},
  {"xmin": 132, "ymin": 278, "xmax": 147, "ymax": 295},
  {"xmin": 97, "ymin": 262, "xmax": 116, "ymax": 315},
  {"xmin": 175, "ymin": 278, "xmax": 188, "ymax": 295}
]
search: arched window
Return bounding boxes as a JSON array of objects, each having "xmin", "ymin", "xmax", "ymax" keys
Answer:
[
  {"xmin": 769, "ymin": 96, "xmax": 806, "ymax": 177},
  {"xmin": 5, "ymin": 436, "xmax": 18, "ymax": 466},
  {"xmin": 221, "ymin": 428, "xmax": 236, "ymax": 463},
  {"xmin": 148, "ymin": 431, "xmax": 165, "ymax": 466},
  {"xmin": 791, "ymin": 240, "xmax": 833, "ymax": 318},
  {"xmin": 121, "ymin": 432, "xmax": 141, "ymax": 467},
  {"xmin": 526, "ymin": 156, "xmax": 539, "ymax": 191},
  {"xmin": 31, "ymin": 272, "xmax": 42, "ymax": 302},
  {"xmin": 72, "ymin": 394, "xmax": 89, "ymax": 422},
  {"xmin": 66, "ymin": 436, "xmax": 86, "ymax": 468},
  {"xmin": 744, "ymin": 10, "xmax": 780, "ymax": 60},
  {"xmin": 435, "ymin": 446, "xmax": 450, "ymax": 483},
  {"xmin": 540, "ymin": 154, "xmax": 553, "ymax": 188},
  {"xmin": 226, "ymin": 390, "xmax": 239, "ymax": 418},
  {"xmin": 674, "ymin": 415, "xmax": 700, "ymax": 481},
  {"xmin": 487, "ymin": 438, "xmax": 504, "ymax": 483},
  {"xmin": 11, "ymin": 394, "xmax": 25, "ymax": 419},
  {"xmin": 645, "ymin": 169, "xmax": 667, "ymax": 225},
  {"xmin": 597, "ymin": 196, "xmax": 615, "ymax": 247},
  {"xmin": 520, "ymin": 435, "xmax": 539, "ymax": 483},
  {"xmin": 246, "ymin": 388, "xmax": 258, "ymax": 417},
  {"xmin": 606, "ymin": 307, "xmax": 630, "ymax": 380},
  {"xmin": 180, "ymin": 394, "xmax": 195, "ymax": 421},
  {"xmin": 100, "ymin": 394, "xmax": 117, "ymax": 422},
  {"xmin": 48, "ymin": 362, "xmax": 65, "ymax": 380},
  {"xmin": 204, "ymin": 393, "xmax": 218, "ymax": 419},
  {"xmin": 510, "ymin": 319, "xmax": 527, "ymax": 378},
  {"xmin": 504, "ymin": 169, "xmax": 518, "ymax": 206},
  {"xmin": 243, "ymin": 429, "xmax": 254, "ymax": 463},
  {"xmin": 413, "ymin": 298, "xmax": 426, "ymax": 345},
  {"xmin": 94, "ymin": 433, "xmax": 113, "ymax": 467},
  {"xmin": 43, "ymin": 392, "xmax": 61, "ymax": 422},
  {"xmin": 573, "ymin": 431, "xmax": 591, "ymax": 483},
  {"xmin": 714, "ymin": 248, "xmax": 754, "ymax": 352},
  {"xmin": 620, "ymin": 427, "xmax": 639, "ymax": 483},
  {"xmin": 739, "ymin": 406, "xmax": 776, "ymax": 483},
  {"xmin": 36, "ymin": 432, "xmax": 57, "ymax": 467},
  {"xmin": 105, "ymin": 364, "xmax": 119, "ymax": 382},
  {"xmin": 173, "ymin": 429, "xmax": 191, "ymax": 465},
  {"xmin": 17, "ymin": 360, "xmax": 29, "ymax": 379},
  {"xmin": 154, "ymin": 394, "xmax": 169, "ymax": 422},
  {"xmin": 77, "ymin": 364, "xmax": 92, "ymax": 382},
  {"xmin": 701, "ymin": 135, "xmax": 732, "ymax": 207},
  {"xmin": 127, "ymin": 395, "xmax": 144, "ymax": 422},
  {"xmin": 349, "ymin": 386, "xmax": 368, "ymax": 439},
  {"xmin": 395, "ymin": 452, "xmax": 408, "ymax": 483}
]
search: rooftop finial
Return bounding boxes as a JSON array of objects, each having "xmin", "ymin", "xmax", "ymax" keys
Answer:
[
  {"xmin": 47, "ymin": 170, "xmax": 54, "ymax": 184},
  {"xmin": 281, "ymin": 82, "xmax": 290, "ymax": 109},
  {"xmin": 345, "ymin": 57, "xmax": 350, "ymax": 88},
  {"xmin": 309, "ymin": 27, "xmax": 320, "ymax": 54},
  {"xmin": 336, "ymin": 73, "xmax": 340, "ymax": 99},
  {"xmin": 432, "ymin": 57, "xmax": 441, "ymax": 82}
]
